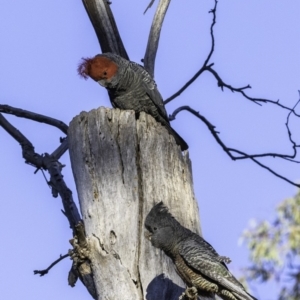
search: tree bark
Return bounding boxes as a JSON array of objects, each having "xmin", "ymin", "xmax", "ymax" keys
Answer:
[{"xmin": 68, "ymin": 107, "xmax": 202, "ymax": 300}]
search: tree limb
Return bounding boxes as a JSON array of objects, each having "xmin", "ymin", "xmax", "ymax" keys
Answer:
[
  {"xmin": 164, "ymin": 63, "xmax": 213, "ymax": 105},
  {"xmin": 0, "ymin": 104, "xmax": 69, "ymax": 161},
  {"xmin": 0, "ymin": 113, "xmax": 80, "ymax": 230},
  {"xmin": 81, "ymin": 0, "xmax": 129, "ymax": 59},
  {"xmin": 34, "ymin": 254, "xmax": 69, "ymax": 277},
  {"xmin": 205, "ymin": 67, "xmax": 300, "ymax": 117},
  {"xmin": 51, "ymin": 137, "xmax": 69, "ymax": 160},
  {"xmin": 169, "ymin": 106, "xmax": 300, "ymax": 188},
  {"xmin": 0, "ymin": 113, "xmax": 96, "ymax": 297},
  {"xmin": 144, "ymin": 0, "xmax": 171, "ymax": 77},
  {"xmin": 0, "ymin": 104, "xmax": 68, "ymax": 134}
]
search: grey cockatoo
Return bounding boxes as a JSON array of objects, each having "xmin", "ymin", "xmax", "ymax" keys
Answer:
[
  {"xmin": 144, "ymin": 202, "xmax": 258, "ymax": 300},
  {"xmin": 77, "ymin": 52, "xmax": 188, "ymax": 151}
]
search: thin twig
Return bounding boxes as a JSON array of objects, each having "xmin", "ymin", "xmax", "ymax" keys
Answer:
[
  {"xmin": 34, "ymin": 254, "xmax": 69, "ymax": 276},
  {"xmin": 164, "ymin": 1, "xmax": 218, "ymax": 104},
  {"xmin": 0, "ymin": 104, "xmax": 68, "ymax": 134},
  {"xmin": 206, "ymin": 67, "xmax": 300, "ymax": 116},
  {"xmin": 144, "ymin": 0, "xmax": 171, "ymax": 77},
  {"xmin": 169, "ymin": 106, "xmax": 300, "ymax": 188},
  {"xmin": 203, "ymin": 0, "xmax": 218, "ymax": 67},
  {"xmin": 144, "ymin": 0, "xmax": 156, "ymax": 14},
  {"xmin": 164, "ymin": 64, "xmax": 213, "ymax": 105},
  {"xmin": 285, "ymin": 99, "xmax": 300, "ymax": 151}
]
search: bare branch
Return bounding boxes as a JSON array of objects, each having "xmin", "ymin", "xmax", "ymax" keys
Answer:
[
  {"xmin": 163, "ymin": 0, "xmax": 219, "ymax": 105},
  {"xmin": 81, "ymin": 0, "xmax": 129, "ymax": 59},
  {"xmin": 0, "ymin": 104, "xmax": 68, "ymax": 134},
  {"xmin": 0, "ymin": 113, "xmax": 81, "ymax": 229},
  {"xmin": 162, "ymin": 0, "xmax": 300, "ymax": 131},
  {"xmin": 206, "ymin": 67, "xmax": 300, "ymax": 116},
  {"xmin": 144, "ymin": 0, "xmax": 171, "ymax": 77},
  {"xmin": 0, "ymin": 112, "xmax": 34, "ymax": 147},
  {"xmin": 206, "ymin": 67, "xmax": 252, "ymax": 94},
  {"xmin": 144, "ymin": 0, "xmax": 156, "ymax": 14},
  {"xmin": 51, "ymin": 137, "xmax": 69, "ymax": 159},
  {"xmin": 203, "ymin": 0, "xmax": 218, "ymax": 67},
  {"xmin": 164, "ymin": 64, "xmax": 213, "ymax": 105},
  {"xmin": 169, "ymin": 106, "xmax": 300, "ymax": 188},
  {"xmin": 34, "ymin": 254, "xmax": 69, "ymax": 277},
  {"xmin": 0, "ymin": 113, "xmax": 96, "ymax": 295},
  {"xmin": 165, "ymin": 60, "xmax": 300, "ymax": 118},
  {"xmin": 285, "ymin": 98, "xmax": 300, "ymax": 151},
  {"xmin": 0, "ymin": 104, "xmax": 69, "ymax": 159},
  {"xmin": 163, "ymin": 0, "xmax": 300, "ymax": 123},
  {"xmin": 237, "ymin": 151, "xmax": 300, "ymax": 188}
]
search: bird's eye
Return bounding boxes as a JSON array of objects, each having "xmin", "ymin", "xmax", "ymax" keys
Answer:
[
  {"xmin": 103, "ymin": 71, "xmax": 107, "ymax": 76},
  {"xmin": 153, "ymin": 227, "xmax": 157, "ymax": 231}
]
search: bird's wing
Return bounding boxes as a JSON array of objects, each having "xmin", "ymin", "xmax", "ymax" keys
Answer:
[
  {"xmin": 192, "ymin": 234, "xmax": 231, "ymax": 266},
  {"xmin": 129, "ymin": 62, "xmax": 169, "ymax": 121},
  {"xmin": 178, "ymin": 240, "xmax": 257, "ymax": 300}
]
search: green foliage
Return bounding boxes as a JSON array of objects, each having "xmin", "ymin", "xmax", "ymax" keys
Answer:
[{"xmin": 241, "ymin": 190, "xmax": 300, "ymax": 299}]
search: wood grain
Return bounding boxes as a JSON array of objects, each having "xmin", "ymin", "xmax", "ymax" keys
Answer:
[{"xmin": 68, "ymin": 107, "xmax": 201, "ymax": 299}]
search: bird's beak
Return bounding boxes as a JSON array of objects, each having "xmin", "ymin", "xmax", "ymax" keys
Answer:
[
  {"xmin": 144, "ymin": 231, "xmax": 152, "ymax": 241},
  {"xmin": 97, "ymin": 80, "xmax": 106, "ymax": 87}
]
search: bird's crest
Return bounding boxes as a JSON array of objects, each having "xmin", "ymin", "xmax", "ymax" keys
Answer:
[
  {"xmin": 150, "ymin": 201, "xmax": 170, "ymax": 215},
  {"xmin": 147, "ymin": 202, "xmax": 178, "ymax": 224},
  {"xmin": 77, "ymin": 55, "xmax": 119, "ymax": 81},
  {"xmin": 77, "ymin": 57, "xmax": 93, "ymax": 80}
]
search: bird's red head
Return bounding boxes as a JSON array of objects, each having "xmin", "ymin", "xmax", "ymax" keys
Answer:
[{"xmin": 77, "ymin": 56, "xmax": 119, "ymax": 82}]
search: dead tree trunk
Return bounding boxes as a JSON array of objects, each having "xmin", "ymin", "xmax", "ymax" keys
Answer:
[{"xmin": 68, "ymin": 107, "xmax": 201, "ymax": 300}]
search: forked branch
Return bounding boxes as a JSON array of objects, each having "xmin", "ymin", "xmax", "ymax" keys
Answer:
[
  {"xmin": 0, "ymin": 112, "xmax": 96, "ymax": 297},
  {"xmin": 164, "ymin": 0, "xmax": 300, "ymax": 121},
  {"xmin": 81, "ymin": 0, "xmax": 129, "ymax": 59},
  {"xmin": 205, "ymin": 67, "xmax": 300, "ymax": 116},
  {"xmin": 169, "ymin": 105, "xmax": 300, "ymax": 188},
  {"xmin": 0, "ymin": 113, "xmax": 80, "ymax": 228}
]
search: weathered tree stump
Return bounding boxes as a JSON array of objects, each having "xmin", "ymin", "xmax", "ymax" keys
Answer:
[{"xmin": 68, "ymin": 107, "xmax": 201, "ymax": 300}]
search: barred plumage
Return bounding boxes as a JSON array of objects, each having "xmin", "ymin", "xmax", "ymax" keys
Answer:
[
  {"xmin": 145, "ymin": 202, "xmax": 258, "ymax": 300},
  {"xmin": 78, "ymin": 53, "xmax": 188, "ymax": 151}
]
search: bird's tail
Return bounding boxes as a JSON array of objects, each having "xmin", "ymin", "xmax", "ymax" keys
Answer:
[{"xmin": 165, "ymin": 124, "xmax": 188, "ymax": 151}]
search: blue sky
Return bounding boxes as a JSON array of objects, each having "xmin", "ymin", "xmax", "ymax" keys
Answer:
[{"xmin": 0, "ymin": 1, "xmax": 299, "ymax": 299}]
